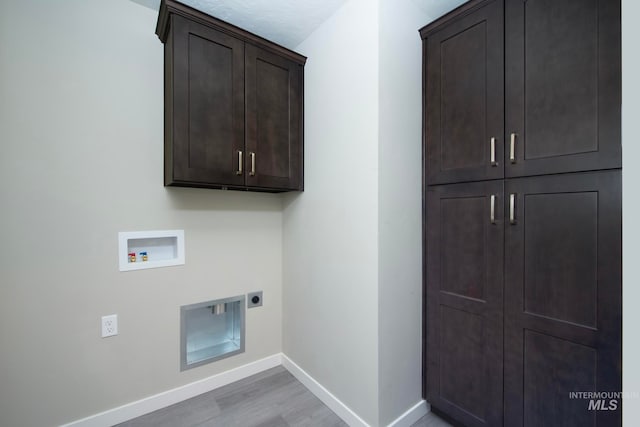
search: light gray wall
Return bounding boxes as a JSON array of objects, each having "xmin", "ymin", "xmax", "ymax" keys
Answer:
[
  {"xmin": 284, "ymin": 0, "xmax": 439, "ymax": 424},
  {"xmin": 377, "ymin": 0, "xmax": 431, "ymax": 424},
  {"xmin": 283, "ymin": 0, "xmax": 380, "ymax": 424},
  {"xmin": 622, "ymin": 0, "xmax": 640, "ymax": 424},
  {"xmin": 0, "ymin": 1, "xmax": 283, "ymax": 426}
]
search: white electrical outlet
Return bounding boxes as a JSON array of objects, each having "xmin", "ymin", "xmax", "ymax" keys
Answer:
[{"xmin": 101, "ymin": 314, "xmax": 118, "ymax": 338}]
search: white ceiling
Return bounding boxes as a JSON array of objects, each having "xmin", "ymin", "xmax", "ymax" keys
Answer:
[{"xmin": 132, "ymin": 0, "xmax": 466, "ymax": 49}]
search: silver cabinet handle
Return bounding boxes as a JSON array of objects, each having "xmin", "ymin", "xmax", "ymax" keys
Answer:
[
  {"xmin": 236, "ymin": 151, "xmax": 243, "ymax": 175},
  {"xmin": 510, "ymin": 133, "xmax": 517, "ymax": 163},
  {"xmin": 509, "ymin": 193, "xmax": 517, "ymax": 224},
  {"xmin": 249, "ymin": 152, "xmax": 256, "ymax": 176},
  {"xmin": 490, "ymin": 137, "xmax": 498, "ymax": 166},
  {"xmin": 490, "ymin": 194, "xmax": 496, "ymax": 224}
]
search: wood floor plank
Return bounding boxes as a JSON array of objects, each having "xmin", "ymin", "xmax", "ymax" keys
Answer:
[
  {"xmin": 410, "ymin": 412, "xmax": 453, "ymax": 427},
  {"xmin": 263, "ymin": 379, "xmax": 345, "ymax": 427},
  {"xmin": 252, "ymin": 415, "xmax": 291, "ymax": 427},
  {"xmin": 214, "ymin": 369, "xmax": 297, "ymax": 411},
  {"xmin": 208, "ymin": 366, "xmax": 290, "ymax": 400},
  {"xmin": 280, "ymin": 383, "xmax": 346, "ymax": 427},
  {"xmin": 115, "ymin": 391, "xmax": 221, "ymax": 427}
]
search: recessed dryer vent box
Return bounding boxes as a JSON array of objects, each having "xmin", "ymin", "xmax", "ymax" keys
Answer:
[
  {"xmin": 181, "ymin": 295, "xmax": 245, "ymax": 371},
  {"xmin": 118, "ymin": 230, "xmax": 185, "ymax": 271}
]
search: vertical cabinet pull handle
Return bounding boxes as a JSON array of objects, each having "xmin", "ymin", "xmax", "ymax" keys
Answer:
[
  {"xmin": 509, "ymin": 193, "xmax": 517, "ymax": 224},
  {"xmin": 249, "ymin": 152, "xmax": 256, "ymax": 176},
  {"xmin": 490, "ymin": 137, "xmax": 498, "ymax": 166},
  {"xmin": 510, "ymin": 133, "xmax": 517, "ymax": 163},
  {"xmin": 236, "ymin": 151, "xmax": 243, "ymax": 175},
  {"xmin": 490, "ymin": 194, "xmax": 496, "ymax": 224}
]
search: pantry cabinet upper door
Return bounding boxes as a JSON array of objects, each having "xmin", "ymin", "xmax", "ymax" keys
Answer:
[
  {"xmin": 505, "ymin": 0, "xmax": 621, "ymax": 177},
  {"xmin": 424, "ymin": 0, "xmax": 504, "ymax": 185}
]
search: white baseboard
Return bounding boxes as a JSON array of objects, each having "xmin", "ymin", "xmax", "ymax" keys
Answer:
[
  {"xmin": 281, "ymin": 354, "xmax": 371, "ymax": 427},
  {"xmin": 60, "ymin": 354, "xmax": 282, "ymax": 427},
  {"xmin": 386, "ymin": 400, "xmax": 430, "ymax": 427}
]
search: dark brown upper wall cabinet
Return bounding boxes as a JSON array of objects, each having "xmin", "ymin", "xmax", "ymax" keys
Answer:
[
  {"xmin": 156, "ymin": 0, "xmax": 306, "ymax": 192},
  {"xmin": 421, "ymin": 0, "xmax": 621, "ymax": 185}
]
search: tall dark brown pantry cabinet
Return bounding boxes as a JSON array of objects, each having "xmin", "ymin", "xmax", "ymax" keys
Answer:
[
  {"xmin": 421, "ymin": 1, "xmax": 621, "ymax": 426},
  {"xmin": 156, "ymin": 0, "xmax": 305, "ymax": 192}
]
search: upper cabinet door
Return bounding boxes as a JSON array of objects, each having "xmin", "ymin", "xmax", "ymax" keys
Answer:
[
  {"xmin": 168, "ymin": 15, "xmax": 245, "ymax": 187},
  {"xmin": 423, "ymin": 0, "xmax": 504, "ymax": 185},
  {"xmin": 505, "ymin": 0, "xmax": 621, "ymax": 177},
  {"xmin": 245, "ymin": 44, "xmax": 304, "ymax": 191}
]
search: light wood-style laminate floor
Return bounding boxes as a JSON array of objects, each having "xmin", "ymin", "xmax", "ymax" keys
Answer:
[
  {"xmin": 116, "ymin": 366, "xmax": 451, "ymax": 427},
  {"xmin": 411, "ymin": 412, "xmax": 452, "ymax": 427}
]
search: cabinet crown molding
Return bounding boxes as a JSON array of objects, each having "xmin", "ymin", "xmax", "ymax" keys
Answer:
[
  {"xmin": 419, "ymin": 0, "xmax": 495, "ymax": 39},
  {"xmin": 156, "ymin": 0, "xmax": 307, "ymax": 65}
]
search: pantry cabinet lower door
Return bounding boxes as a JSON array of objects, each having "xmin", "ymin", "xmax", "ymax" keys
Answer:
[
  {"xmin": 425, "ymin": 180, "xmax": 504, "ymax": 427},
  {"xmin": 504, "ymin": 171, "xmax": 622, "ymax": 427}
]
